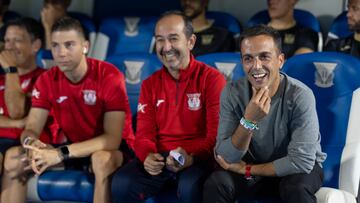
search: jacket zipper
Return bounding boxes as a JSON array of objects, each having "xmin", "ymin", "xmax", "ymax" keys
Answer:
[{"xmin": 175, "ymin": 80, "xmax": 179, "ymax": 105}]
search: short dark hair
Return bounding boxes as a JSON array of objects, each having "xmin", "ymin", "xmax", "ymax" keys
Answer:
[
  {"xmin": 6, "ymin": 17, "xmax": 44, "ymax": 43},
  {"xmin": 157, "ymin": 10, "xmax": 194, "ymax": 39},
  {"xmin": 51, "ymin": 17, "xmax": 86, "ymax": 40},
  {"xmin": 44, "ymin": 0, "xmax": 71, "ymax": 9},
  {"xmin": 239, "ymin": 24, "xmax": 282, "ymax": 53}
]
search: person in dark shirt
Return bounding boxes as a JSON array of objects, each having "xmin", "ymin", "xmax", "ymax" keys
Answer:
[
  {"xmin": 324, "ymin": 0, "xmax": 360, "ymax": 58},
  {"xmin": 267, "ymin": 0, "xmax": 318, "ymax": 59},
  {"xmin": 180, "ymin": 0, "xmax": 235, "ymax": 56}
]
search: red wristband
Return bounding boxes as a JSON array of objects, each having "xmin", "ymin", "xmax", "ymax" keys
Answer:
[{"xmin": 245, "ymin": 164, "xmax": 252, "ymax": 179}]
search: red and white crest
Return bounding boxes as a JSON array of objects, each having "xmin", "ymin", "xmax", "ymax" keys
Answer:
[
  {"xmin": 187, "ymin": 93, "xmax": 201, "ymax": 111},
  {"xmin": 83, "ymin": 90, "xmax": 97, "ymax": 105}
]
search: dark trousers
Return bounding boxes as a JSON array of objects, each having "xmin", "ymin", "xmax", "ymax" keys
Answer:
[
  {"xmin": 111, "ymin": 158, "xmax": 207, "ymax": 203},
  {"xmin": 203, "ymin": 163, "xmax": 324, "ymax": 203}
]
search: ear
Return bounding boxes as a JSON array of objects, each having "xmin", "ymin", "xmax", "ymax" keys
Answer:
[
  {"xmin": 82, "ymin": 40, "xmax": 90, "ymax": 55},
  {"xmin": 188, "ymin": 34, "xmax": 196, "ymax": 51},
  {"xmin": 31, "ymin": 39, "xmax": 42, "ymax": 54},
  {"xmin": 278, "ymin": 53, "xmax": 285, "ymax": 69}
]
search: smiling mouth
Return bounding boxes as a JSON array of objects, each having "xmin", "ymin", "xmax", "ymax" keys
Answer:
[{"xmin": 252, "ymin": 73, "xmax": 267, "ymax": 80}]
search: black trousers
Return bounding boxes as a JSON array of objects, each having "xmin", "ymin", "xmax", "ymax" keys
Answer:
[
  {"xmin": 203, "ymin": 163, "xmax": 324, "ymax": 203},
  {"xmin": 111, "ymin": 158, "xmax": 208, "ymax": 203}
]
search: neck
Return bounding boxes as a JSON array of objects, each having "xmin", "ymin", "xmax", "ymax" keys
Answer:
[
  {"xmin": 18, "ymin": 58, "xmax": 38, "ymax": 75},
  {"xmin": 269, "ymin": 15, "xmax": 296, "ymax": 30},
  {"xmin": 354, "ymin": 32, "xmax": 360, "ymax": 41},
  {"xmin": 269, "ymin": 73, "xmax": 282, "ymax": 98},
  {"xmin": 192, "ymin": 12, "xmax": 211, "ymax": 32},
  {"xmin": 65, "ymin": 56, "xmax": 88, "ymax": 83}
]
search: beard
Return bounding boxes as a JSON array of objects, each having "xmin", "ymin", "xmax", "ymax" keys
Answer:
[
  {"xmin": 183, "ymin": 6, "xmax": 204, "ymax": 20},
  {"xmin": 348, "ymin": 20, "xmax": 360, "ymax": 33}
]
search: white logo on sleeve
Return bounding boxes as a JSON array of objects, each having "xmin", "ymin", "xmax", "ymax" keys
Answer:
[
  {"xmin": 56, "ymin": 96, "xmax": 68, "ymax": 103},
  {"xmin": 21, "ymin": 79, "xmax": 31, "ymax": 89},
  {"xmin": 137, "ymin": 103, "xmax": 147, "ymax": 113},
  {"xmin": 156, "ymin": 99, "xmax": 165, "ymax": 107},
  {"xmin": 83, "ymin": 90, "xmax": 97, "ymax": 105},
  {"xmin": 187, "ymin": 93, "xmax": 201, "ymax": 111},
  {"xmin": 32, "ymin": 88, "xmax": 40, "ymax": 99},
  {"xmin": 0, "ymin": 107, "xmax": 3, "ymax": 115}
]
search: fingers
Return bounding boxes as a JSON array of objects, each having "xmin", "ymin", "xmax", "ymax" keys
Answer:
[
  {"xmin": 153, "ymin": 153, "xmax": 164, "ymax": 162},
  {"xmin": 23, "ymin": 144, "xmax": 41, "ymax": 152},
  {"xmin": 165, "ymin": 156, "xmax": 181, "ymax": 172},
  {"xmin": 144, "ymin": 153, "xmax": 165, "ymax": 175},
  {"xmin": 215, "ymin": 155, "xmax": 229, "ymax": 170}
]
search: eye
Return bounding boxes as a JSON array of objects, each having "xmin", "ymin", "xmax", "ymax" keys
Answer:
[
  {"xmin": 242, "ymin": 56, "xmax": 253, "ymax": 64},
  {"xmin": 169, "ymin": 37, "xmax": 179, "ymax": 42},
  {"xmin": 64, "ymin": 41, "xmax": 75, "ymax": 49},
  {"xmin": 51, "ymin": 43, "xmax": 58, "ymax": 49},
  {"xmin": 155, "ymin": 38, "xmax": 164, "ymax": 43}
]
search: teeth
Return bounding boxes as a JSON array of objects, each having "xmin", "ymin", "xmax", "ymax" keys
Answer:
[{"xmin": 253, "ymin": 73, "xmax": 266, "ymax": 78}]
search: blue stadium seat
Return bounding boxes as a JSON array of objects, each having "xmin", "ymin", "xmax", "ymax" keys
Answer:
[
  {"xmin": 247, "ymin": 9, "xmax": 323, "ymax": 51},
  {"xmin": 106, "ymin": 52, "xmax": 162, "ymax": 115},
  {"xmin": 206, "ymin": 11, "xmax": 241, "ymax": 38},
  {"xmin": 36, "ymin": 49, "xmax": 55, "ymax": 69},
  {"xmin": 91, "ymin": 16, "xmax": 158, "ymax": 60},
  {"xmin": 27, "ymin": 170, "xmax": 94, "ymax": 203},
  {"xmin": 196, "ymin": 52, "xmax": 244, "ymax": 81},
  {"xmin": 282, "ymin": 52, "xmax": 360, "ymax": 203},
  {"xmin": 327, "ymin": 11, "xmax": 352, "ymax": 42},
  {"xmin": 68, "ymin": 12, "xmax": 97, "ymax": 58}
]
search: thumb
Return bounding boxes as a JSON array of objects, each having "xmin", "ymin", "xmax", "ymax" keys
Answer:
[
  {"xmin": 251, "ymin": 86, "xmax": 257, "ymax": 99},
  {"xmin": 154, "ymin": 153, "xmax": 164, "ymax": 161}
]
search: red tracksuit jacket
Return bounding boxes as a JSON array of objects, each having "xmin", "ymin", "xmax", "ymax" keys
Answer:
[{"xmin": 134, "ymin": 55, "xmax": 226, "ymax": 162}]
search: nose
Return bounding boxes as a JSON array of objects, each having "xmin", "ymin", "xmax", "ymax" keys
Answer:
[
  {"xmin": 5, "ymin": 40, "xmax": 15, "ymax": 50},
  {"xmin": 54, "ymin": 45, "xmax": 67, "ymax": 58},
  {"xmin": 162, "ymin": 39, "xmax": 172, "ymax": 52},
  {"xmin": 252, "ymin": 56, "xmax": 262, "ymax": 69},
  {"xmin": 347, "ymin": 9, "xmax": 353, "ymax": 19}
]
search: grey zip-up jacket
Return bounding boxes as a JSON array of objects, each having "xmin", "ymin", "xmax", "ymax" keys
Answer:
[{"xmin": 215, "ymin": 73, "xmax": 327, "ymax": 176}]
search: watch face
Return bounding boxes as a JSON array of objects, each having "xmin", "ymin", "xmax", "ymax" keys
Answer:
[{"xmin": 4, "ymin": 67, "xmax": 17, "ymax": 73}]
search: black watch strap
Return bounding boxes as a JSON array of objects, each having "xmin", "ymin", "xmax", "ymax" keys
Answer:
[
  {"xmin": 4, "ymin": 66, "xmax": 18, "ymax": 73},
  {"xmin": 59, "ymin": 145, "xmax": 70, "ymax": 161}
]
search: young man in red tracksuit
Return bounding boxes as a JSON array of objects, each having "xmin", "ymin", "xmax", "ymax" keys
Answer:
[
  {"xmin": 111, "ymin": 11, "xmax": 226, "ymax": 203},
  {"xmin": 1, "ymin": 17, "xmax": 135, "ymax": 203}
]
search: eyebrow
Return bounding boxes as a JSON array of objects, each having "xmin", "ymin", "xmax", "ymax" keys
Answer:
[
  {"xmin": 242, "ymin": 51, "xmax": 272, "ymax": 57},
  {"xmin": 155, "ymin": 33, "xmax": 180, "ymax": 38}
]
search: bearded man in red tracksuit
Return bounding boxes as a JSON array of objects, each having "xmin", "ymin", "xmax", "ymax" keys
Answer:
[{"xmin": 111, "ymin": 11, "xmax": 226, "ymax": 203}]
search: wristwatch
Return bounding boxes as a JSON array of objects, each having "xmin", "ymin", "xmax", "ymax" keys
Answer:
[
  {"xmin": 3, "ymin": 66, "xmax": 18, "ymax": 73},
  {"xmin": 58, "ymin": 145, "xmax": 70, "ymax": 161}
]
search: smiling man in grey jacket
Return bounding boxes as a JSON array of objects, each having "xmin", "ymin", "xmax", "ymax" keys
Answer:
[{"xmin": 203, "ymin": 24, "xmax": 326, "ymax": 203}]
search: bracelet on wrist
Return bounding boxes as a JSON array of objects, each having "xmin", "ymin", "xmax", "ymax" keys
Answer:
[
  {"xmin": 245, "ymin": 164, "xmax": 253, "ymax": 180},
  {"xmin": 23, "ymin": 136, "xmax": 35, "ymax": 145},
  {"xmin": 240, "ymin": 117, "xmax": 259, "ymax": 131}
]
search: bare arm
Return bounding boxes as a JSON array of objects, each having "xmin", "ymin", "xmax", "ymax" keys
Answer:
[
  {"xmin": 0, "ymin": 51, "xmax": 28, "ymax": 119},
  {"xmin": 67, "ymin": 111, "xmax": 125, "ymax": 158},
  {"xmin": 20, "ymin": 108, "xmax": 50, "ymax": 143},
  {"xmin": 0, "ymin": 115, "xmax": 26, "ymax": 128}
]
